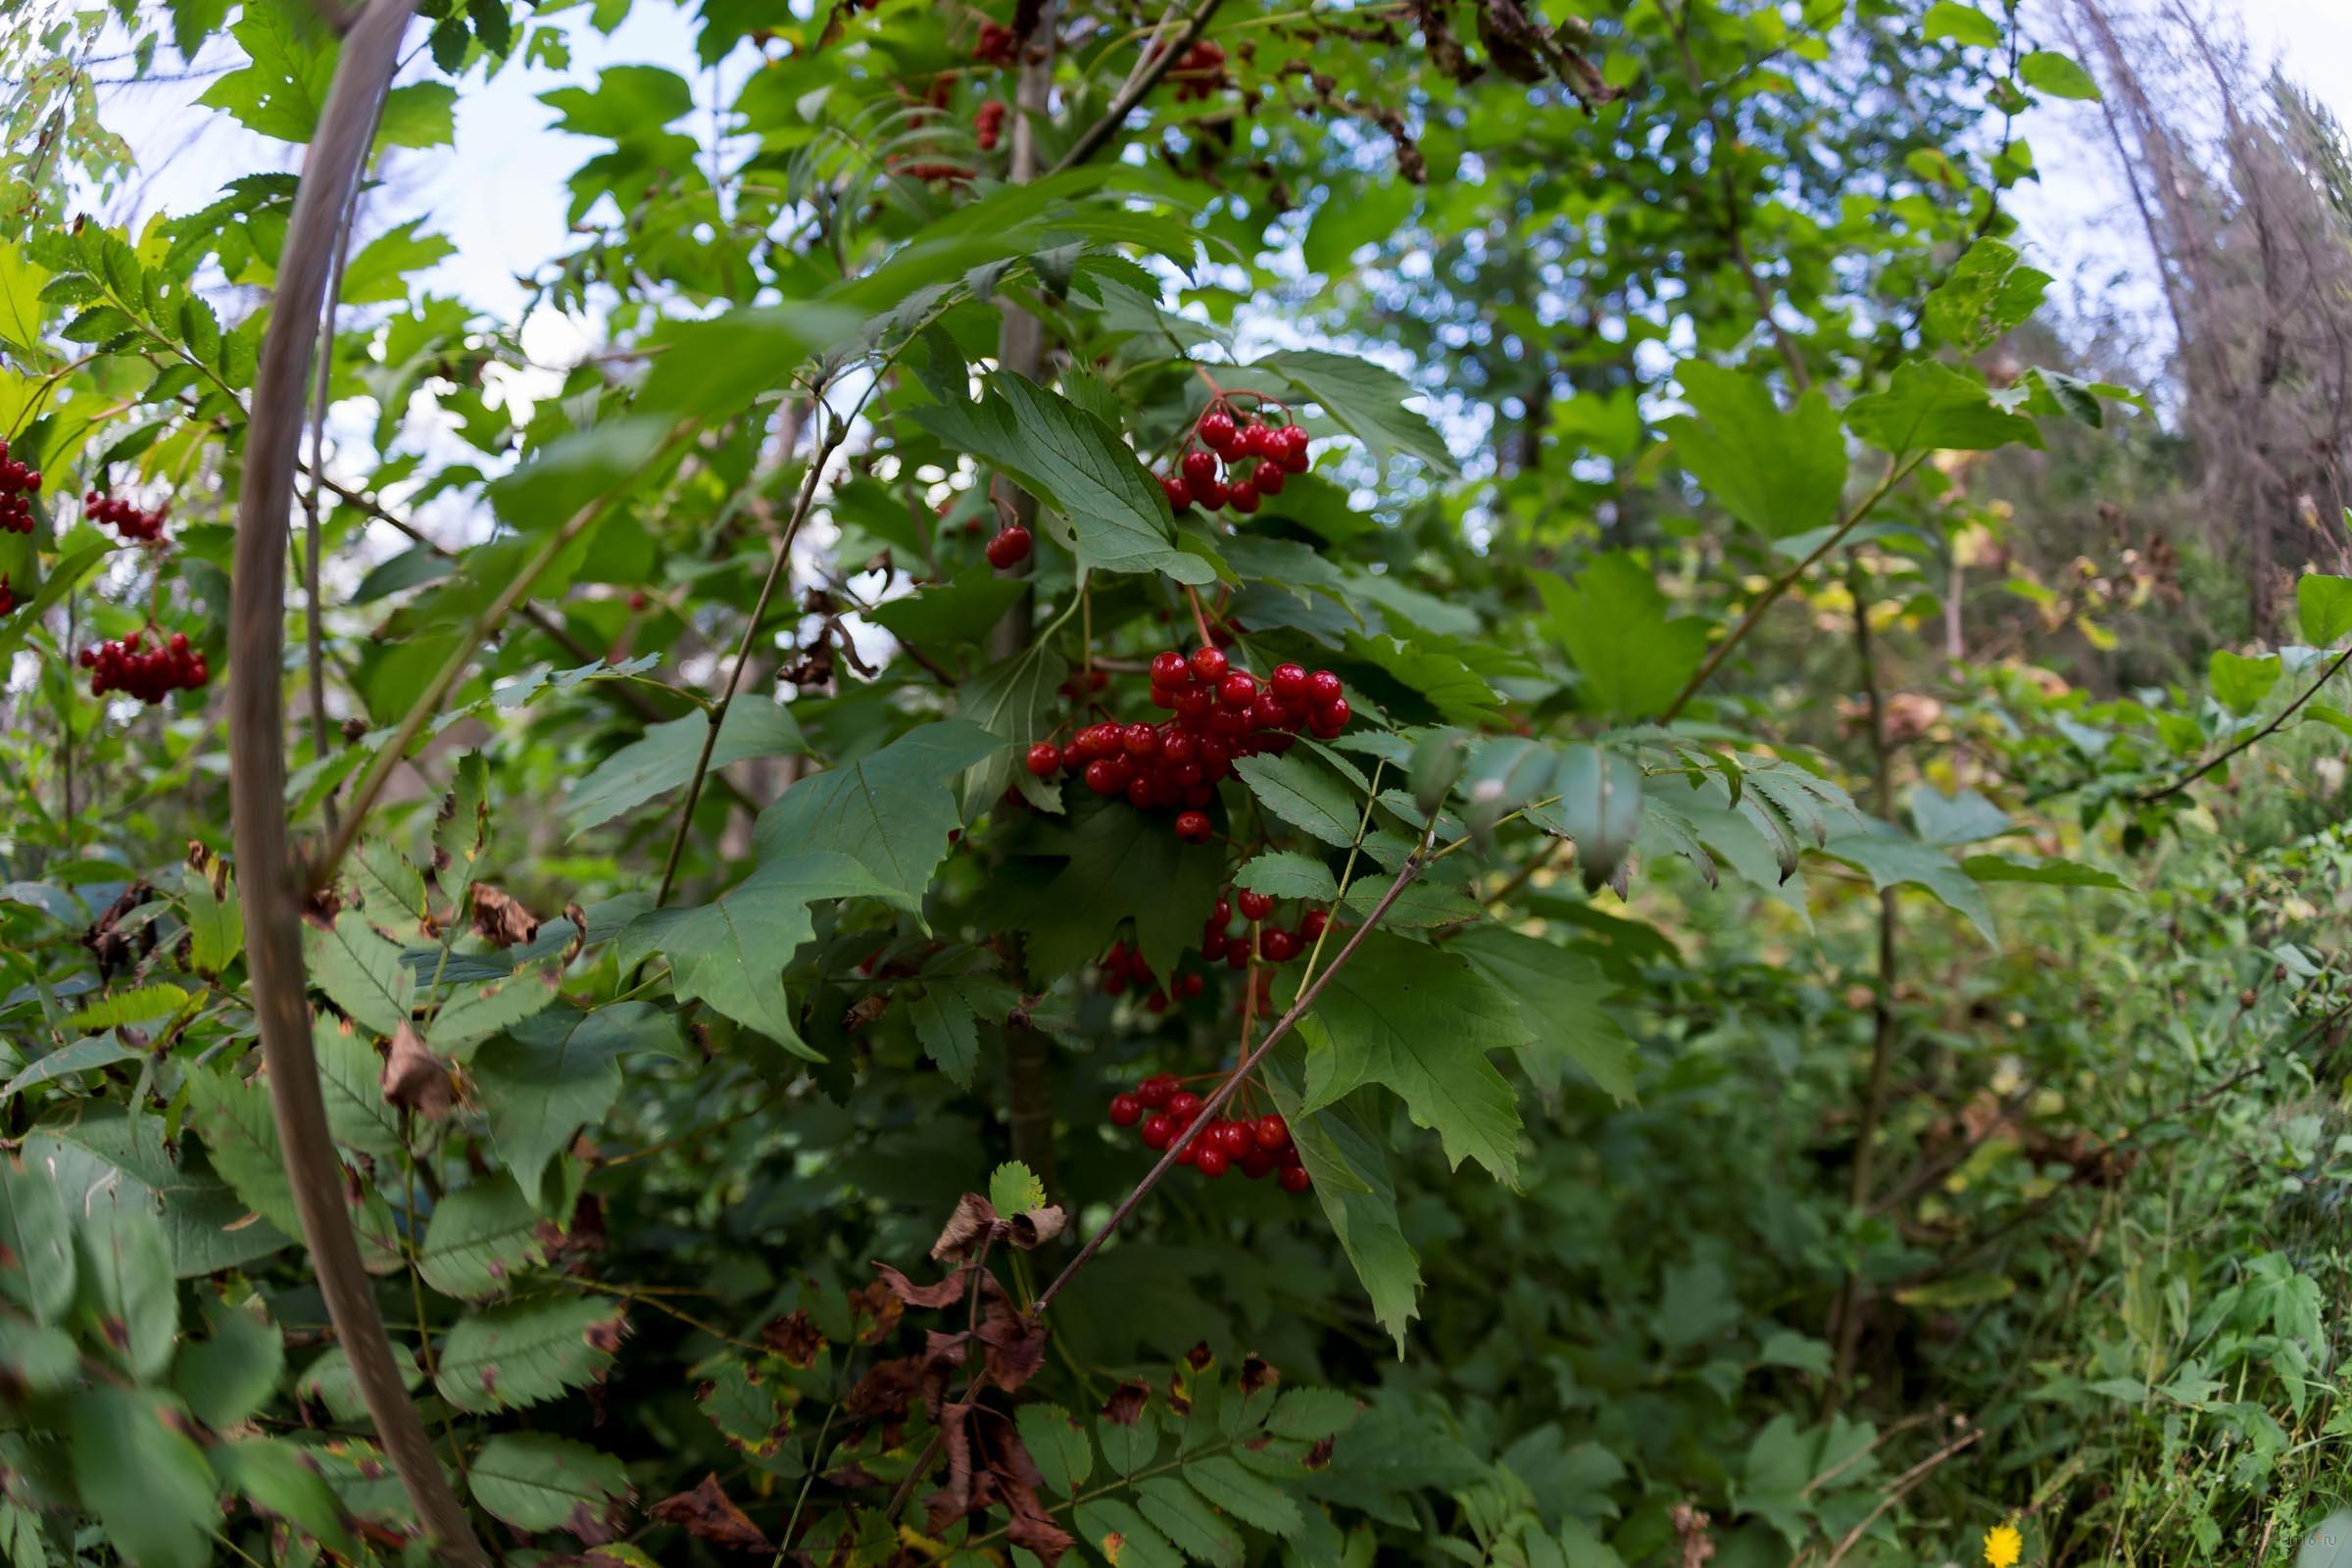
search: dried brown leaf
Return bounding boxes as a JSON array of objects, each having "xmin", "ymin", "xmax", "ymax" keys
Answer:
[
  {"xmin": 381, "ymin": 1023, "xmax": 454, "ymax": 1121},
  {"xmin": 650, "ymin": 1474, "xmax": 770, "ymax": 1551}
]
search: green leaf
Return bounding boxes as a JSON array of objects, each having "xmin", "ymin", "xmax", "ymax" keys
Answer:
[
  {"xmin": 173, "ymin": 1296, "xmax": 285, "ymax": 1430},
  {"xmin": 618, "ymin": 853, "xmax": 893, "ymax": 1057},
  {"xmin": 61, "ymin": 983, "xmax": 189, "ymax": 1032},
  {"xmin": 1450, "ymin": 927, "xmax": 1637, "ymax": 1104},
  {"xmin": 1015, "ymin": 1403, "xmax": 1093, "ymax": 1495},
  {"xmin": 375, "ymin": 80, "xmax": 459, "ymax": 148},
  {"xmin": 1909, "ymin": 784, "xmax": 2010, "ymax": 847},
  {"xmin": 1295, "ymin": 931, "xmax": 1526, "ymax": 1182},
  {"xmin": 1073, "ymin": 1498, "xmax": 1183, "ymax": 1568},
  {"xmin": 305, "ymin": 911, "xmax": 416, "ymax": 1037},
  {"xmin": 1234, "ymin": 851, "xmax": 1340, "ymax": 903},
  {"xmin": 905, "ymin": 978, "xmax": 994, "ymax": 1088},
  {"xmin": 2298, "ymin": 574, "xmax": 2352, "ymax": 647},
  {"xmin": 298, "ymin": 1341, "xmax": 423, "ymax": 1422},
  {"xmin": 2210, "ymin": 649, "xmax": 2282, "ymax": 715},
  {"xmin": 955, "ymin": 641, "xmax": 1069, "ymax": 814},
  {"xmin": 1525, "ymin": 745, "xmax": 1644, "ymax": 890},
  {"xmin": 1267, "ymin": 1387, "xmax": 1360, "ymax": 1440},
  {"xmin": 418, "ymin": 1174, "xmax": 549, "ymax": 1298},
  {"xmin": 0, "ymin": 1157, "xmax": 74, "ymax": 1323},
  {"xmin": 1185, "ymin": 1454, "xmax": 1304, "ymax": 1537},
  {"xmin": 69, "ymin": 1389, "xmax": 218, "ymax": 1568},
  {"xmin": 1266, "ymin": 1078, "xmax": 1421, "ymax": 1349},
  {"xmin": 1820, "ymin": 831, "xmax": 1998, "ymax": 947},
  {"xmin": 989, "ymin": 1160, "xmax": 1049, "ymax": 1217},
  {"xmin": 868, "ymin": 565, "xmax": 1026, "ymax": 649},
  {"xmin": 73, "ymin": 1189, "xmax": 178, "ymax": 1380},
  {"xmin": 337, "ymin": 219, "xmax": 457, "ymax": 305},
  {"xmin": 2020, "ymin": 48, "xmax": 2101, "ymax": 99},
  {"xmin": 184, "ymin": 1066, "xmax": 404, "ymax": 1275},
  {"xmin": 915, "ymin": 374, "xmax": 1217, "ymax": 585},
  {"xmin": 210, "ymin": 1438, "xmax": 358, "ymax": 1554},
  {"xmin": 1538, "ymin": 554, "xmax": 1709, "ymax": 720},
  {"xmin": 474, "ymin": 1002, "xmax": 680, "ymax": 1204},
  {"xmin": 1234, "ymin": 753, "xmax": 1364, "ymax": 847},
  {"xmin": 425, "ymin": 963, "xmax": 563, "ymax": 1057},
  {"xmin": 181, "ymin": 856, "xmax": 243, "ymax": 976},
  {"xmin": 565, "ymin": 702, "xmax": 806, "ymax": 837},
  {"xmin": 1008, "ymin": 792, "xmax": 1225, "ymax": 980},
  {"xmin": 1, "ymin": 1032, "xmax": 145, "ymax": 1100},
  {"xmin": 194, "ymin": 1, "xmax": 335, "ymax": 141},
  {"xmin": 1962, "ymin": 854, "xmax": 2131, "ymax": 891},
  {"xmin": 23, "ymin": 1110, "xmax": 292, "ymax": 1277},
  {"xmin": 434, "ymin": 1295, "xmax": 626, "ymax": 1412},
  {"xmin": 1253, "ymin": 348, "xmax": 1457, "ymax": 475},
  {"xmin": 1846, "ymin": 360, "xmax": 2043, "ymax": 456},
  {"xmin": 0, "ymin": 1317, "xmax": 79, "ymax": 1392},
  {"xmin": 1139, "ymin": 1477, "xmax": 1246, "ymax": 1567},
  {"xmin": 1340, "ymin": 630, "xmax": 1500, "ymax": 723},
  {"xmin": 314, "ymin": 1016, "xmax": 404, "ymax": 1162},
  {"xmin": 467, "ymin": 1433, "xmax": 631, "ymax": 1532},
  {"xmin": 1922, "ymin": 1, "xmax": 2000, "ymax": 45},
  {"xmin": 1660, "ymin": 365, "xmax": 1847, "ymax": 540},
  {"xmin": 635, "ymin": 301, "xmax": 866, "ymax": 419},
  {"xmin": 1924, "ymin": 239, "xmax": 2052, "ymax": 352},
  {"xmin": 753, "ymin": 721, "xmax": 1003, "ymax": 910}
]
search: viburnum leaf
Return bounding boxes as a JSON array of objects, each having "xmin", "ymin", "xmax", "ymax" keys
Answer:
[
  {"xmin": 1450, "ymin": 926, "xmax": 1638, "ymax": 1103},
  {"xmin": 1264, "ymin": 1073, "xmax": 1422, "ymax": 1351},
  {"xmin": 434, "ymin": 1295, "xmax": 626, "ymax": 1413},
  {"xmin": 620, "ymin": 853, "xmax": 892, "ymax": 1058},
  {"xmin": 1659, "ymin": 365, "xmax": 1847, "ymax": 540},
  {"xmin": 1293, "ymin": 931, "xmax": 1527, "ymax": 1183},
  {"xmin": 1537, "ymin": 553, "xmax": 1709, "ymax": 721},
  {"xmin": 754, "ymin": 721, "xmax": 1003, "ymax": 911},
  {"xmin": 474, "ymin": 1002, "xmax": 681, "ymax": 1205},
  {"xmin": 564, "ymin": 702, "xmax": 805, "ymax": 837},
  {"xmin": 1005, "ymin": 791, "xmax": 1225, "ymax": 980},
  {"xmin": 467, "ymin": 1433, "xmax": 632, "ymax": 1534},
  {"xmin": 1525, "ymin": 745, "xmax": 1644, "ymax": 890},
  {"xmin": 956, "ymin": 642, "xmax": 1070, "ymax": 814},
  {"xmin": 1250, "ymin": 348, "xmax": 1456, "ymax": 475},
  {"xmin": 912, "ymin": 373, "xmax": 1218, "ymax": 585},
  {"xmin": 1819, "ymin": 829, "xmax": 1999, "ymax": 948},
  {"xmin": 1924, "ymin": 238, "xmax": 2052, "ymax": 353},
  {"xmin": 1846, "ymin": 360, "xmax": 2043, "ymax": 456}
]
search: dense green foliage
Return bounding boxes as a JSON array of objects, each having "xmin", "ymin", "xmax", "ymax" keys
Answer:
[{"xmin": 5, "ymin": 0, "xmax": 2352, "ymax": 1563}]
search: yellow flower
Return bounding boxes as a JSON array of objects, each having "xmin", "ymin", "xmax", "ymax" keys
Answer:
[{"xmin": 1983, "ymin": 1523, "xmax": 2024, "ymax": 1568}]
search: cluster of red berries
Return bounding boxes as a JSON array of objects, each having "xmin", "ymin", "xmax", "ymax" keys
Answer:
[
  {"xmin": 0, "ymin": 441, "xmax": 41, "ymax": 534},
  {"xmin": 0, "ymin": 574, "xmax": 15, "ymax": 616},
  {"xmin": 985, "ymin": 521, "xmax": 1031, "ymax": 569},
  {"xmin": 974, "ymin": 21, "xmax": 1017, "ymax": 64},
  {"xmin": 976, "ymin": 100, "xmax": 1006, "ymax": 152},
  {"xmin": 1200, "ymin": 892, "xmax": 1330, "ymax": 970},
  {"xmin": 891, "ymin": 158, "xmax": 976, "ymax": 184},
  {"xmin": 1022, "ymin": 646, "xmax": 1351, "ymax": 835},
  {"xmin": 1108, "ymin": 1078, "xmax": 1309, "ymax": 1189},
  {"xmin": 79, "ymin": 628, "xmax": 208, "ymax": 702},
  {"xmin": 85, "ymin": 490, "xmax": 167, "ymax": 544},
  {"xmin": 1158, "ymin": 405, "xmax": 1310, "ymax": 516},
  {"xmin": 1097, "ymin": 941, "xmax": 1209, "ymax": 1011},
  {"xmin": 1164, "ymin": 39, "xmax": 1230, "ymax": 100}
]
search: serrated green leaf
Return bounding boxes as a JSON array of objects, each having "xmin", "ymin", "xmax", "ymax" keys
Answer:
[
  {"xmin": 418, "ymin": 1174, "xmax": 549, "ymax": 1298},
  {"xmin": 1234, "ymin": 753, "xmax": 1362, "ymax": 847},
  {"xmin": 173, "ymin": 1296, "xmax": 284, "ymax": 1430},
  {"xmin": 1451, "ymin": 926, "xmax": 1637, "ymax": 1104},
  {"xmin": 565, "ymin": 702, "xmax": 806, "ymax": 837},
  {"xmin": 753, "ymin": 721, "xmax": 1002, "ymax": 910},
  {"xmin": 69, "ymin": 1388, "xmax": 216, "ymax": 1568},
  {"xmin": 305, "ymin": 911, "xmax": 416, "ymax": 1037},
  {"xmin": 1233, "ymin": 851, "xmax": 1339, "ymax": 902},
  {"xmin": 0, "ymin": 1157, "xmax": 75, "ymax": 1324},
  {"xmin": 73, "ymin": 1189, "xmax": 176, "ymax": 1380},
  {"xmin": 434, "ymin": 1295, "xmax": 625, "ymax": 1412},
  {"xmin": 474, "ymin": 1002, "xmax": 679, "ymax": 1205},
  {"xmin": 467, "ymin": 1433, "xmax": 631, "ymax": 1531},
  {"xmin": 988, "ymin": 1160, "xmax": 1048, "ymax": 1218},
  {"xmin": 1660, "ymin": 365, "xmax": 1847, "ymax": 540},
  {"xmin": 1015, "ymin": 1403, "xmax": 1093, "ymax": 1495}
]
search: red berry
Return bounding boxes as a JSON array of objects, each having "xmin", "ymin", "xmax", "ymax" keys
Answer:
[
  {"xmin": 1200, "ymin": 930, "xmax": 1229, "ymax": 960},
  {"xmin": 1240, "ymin": 1150, "xmax": 1275, "ymax": 1180},
  {"xmin": 1026, "ymin": 742, "xmax": 1061, "ymax": 777},
  {"xmin": 1261, "ymin": 928, "xmax": 1298, "ymax": 962},
  {"xmin": 1279, "ymin": 425, "xmax": 1310, "ymax": 472},
  {"xmin": 1195, "ymin": 476, "xmax": 1229, "ymax": 510},
  {"xmin": 1199, "ymin": 410, "xmax": 1238, "ymax": 453},
  {"xmin": 1226, "ymin": 942, "xmax": 1251, "ymax": 970},
  {"xmin": 1253, "ymin": 461, "xmax": 1286, "ymax": 496},
  {"xmin": 1159, "ymin": 472, "xmax": 1192, "ymax": 510},
  {"xmin": 1194, "ymin": 1145, "xmax": 1230, "ymax": 1178},
  {"xmin": 1140, "ymin": 1074, "xmax": 1176, "ymax": 1107},
  {"xmin": 1304, "ymin": 669, "xmax": 1343, "ymax": 705},
  {"xmin": 1209, "ymin": 898, "xmax": 1231, "ymax": 925},
  {"xmin": 1217, "ymin": 670, "xmax": 1257, "ymax": 708},
  {"xmin": 1216, "ymin": 1120, "xmax": 1254, "ymax": 1156},
  {"xmin": 1109, "ymin": 1094, "xmax": 1143, "ymax": 1126},
  {"xmin": 1174, "ymin": 809, "xmax": 1213, "ymax": 844},
  {"xmin": 1167, "ymin": 1092, "xmax": 1203, "ymax": 1124},
  {"xmin": 1270, "ymin": 663, "xmax": 1308, "ymax": 700},
  {"xmin": 1121, "ymin": 721, "xmax": 1160, "ymax": 759},
  {"xmin": 1227, "ymin": 478, "xmax": 1259, "ymax": 514},
  {"xmin": 1179, "ymin": 972, "xmax": 1204, "ymax": 998},
  {"xmin": 1254, "ymin": 1114, "xmax": 1291, "ymax": 1151},
  {"xmin": 1077, "ymin": 723, "xmax": 1119, "ymax": 760},
  {"xmin": 1278, "ymin": 1165, "xmax": 1311, "ymax": 1194},
  {"xmin": 1189, "ymin": 645, "xmax": 1228, "ymax": 684},
  {"xmin": 1311, "ymin": 697, "xmax": 1350, "ymax": 736},
  {"xmin": 1181, "ymin": 449, "xmax": 1219, "ymax": 490},
  {"xmin": 1237, "ymin": 889, "xmax": 1274, "ymax": 921},
  {"xmin": 985, "ymin": 524, "xmax": 1032, "ymax": 568},
  {"xmin": 1141, "ymin": 1113, "xmax": 1175, "ymax": 1149},
  {"xmin": 1151, "ymin": 650, "xmax": 1191, "ymax": 686},
  {"xmin": 1300, "ymin": 908, "xmax": 1329, "ymax": 940},
  {"xmin": 1084, "ymin": 758, "xmax": 1126, "ymax": 795}
]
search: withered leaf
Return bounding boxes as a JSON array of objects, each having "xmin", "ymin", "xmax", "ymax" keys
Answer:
[
  {"xmin": 381, "ymin": 1023, "xmax": 455, "ymax": 1121},
  {"xmin": 650, "ymin": 1473, "xmax": 770, "ymax": 1550},
  {"xmin": 977, "ymin": 1299, "xmax": 1047, "ymax": 1394},
  {"xmin": 1007, "ymin": 1205, "xmax": 1066, "ymax": 1250},
  {"xmin": 844, "ymin": 1356, "xmax": 921, "ymax": 1422},
  {"xmin": 760, "ymin": 1308, "xmax": 826, "ymax": 1368},
  {"xmin": 1240, "ymin": 1353, "xmax": 1278, "ymax": 1397},
  {"xmin": 1102, "ymin": 1381, "xmax": 1149, "ymax": 1426},
  {"xmin": 873, "ymin": 1261, "xmax": 971, "ymax": 1310},
  {"xmin": 846, "ymin": 1280, "xmax": 904, "ymax": 1344},
  {"xmin": 929, "ymin": 1193, "xmax": 999, "ymax": 1262},
  {"xmin": 470, "ymin": 884, "xmax": 542, "ymax": 948}
]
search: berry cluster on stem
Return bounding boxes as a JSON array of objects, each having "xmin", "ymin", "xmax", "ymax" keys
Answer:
[
  {"xmin": 1163, "ymin": 38, "xmax": 1229, "ymax": 100},
  {"xmin": 1023, "ymin": 644, "xmax": 1350, "ymax": 835},
  {"xmin": 1158, "ymin": 399, "xmax": 1309, "ymax": 516},
  {"xmin": 1109, "ymin": 1074, "xmax": 1306, "ymax": 1189},
  {"xmin": 0, "ymin": 440, "xmax": 42, "ymax": 534},
  {"xmin": 976, "ymin": 99, "xmax": 1006, "ymax": 152},
  {"xmin": 86, "ymin": 490, "xmax": 168, "ymax": 544},
  {"xmin": 79, "ymin": 627, "xmax": 208, "ymax": 702},
  {"xmin": 974, "ymin": 21, "xmax": 1017, "ymax": 65}
]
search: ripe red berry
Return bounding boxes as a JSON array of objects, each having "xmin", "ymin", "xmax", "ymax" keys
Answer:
[
  {"xmin": 1216, "ymin": 1120, "xmax": 1254, "ymax": 1156},
  {"xmin": 1167, "ymin": 1092, "xmax": 1203, "ymax": 1124},
  {"xmin": 1194, "ymin": 1145, "xmax": 1230, "ymax": 1178},
  {"xmin": 1209, "ymin": 898, "xmax": 1231, "ymax": 925},
  {"xmin": 1077, "ymin": 723, "xmax": 1119, "ymax": 760},
  {"xmin": 1300, "ymin": 908, "xmax": 1329, "ymax": 940},
  {"xmin": 1109, "ymin": 1094, "xmax": 1143, "ymax": 1126},
  {"xmin": 1303, "ymin": 669, "xmax": 1343, "ymax": 705},
  {"xmin": 1181, "ymin": 449, "xmax": 1219, "ymax": 490},
  {"xmin": 1199, "ymin": 410, "xmax": 1239, "ymax": 454},
  {"xmin": 1254, "ymin": 1114, "xmax": 1291, "ymax": 1151},
  {"xmin": 1240, "ymin": 1150, "xmax": 1275, "ymax": 1180},
  {"xmin": 1141, "ymin": 1113, "xmax": 1175, "ymax": 1149},
  {"xmin": 1269, "ymin": 663, "xmax": 1308, "ymax": 700},
  {"xmin": 1279, "ymin": 424, "xmax": 1310, "ymax": 472},
  {"xmin": 985, "ymin": 524, "xmax": 1032, "ymax": 568},
  {"xmin": 1140, "ymin": 1074, "xmax": 1177, "ymax": 1107},
  {"xmin": 1189, "ymin": 645, "xmax": 1228, "ymax": 683},
  {"xmin": 1252, "ymin": 461, "xmax": 1285, "ymax": 496},
  {"xmin": 1084, "ymin": 758, "xmax": 1126, "ymax": 795},
  {"xmin": 1151, "ymin": 650, "xmax": 1191, "ymax": 686},
  {"xmin": 1310, "ymin": 697, "xmax": 1351, "ymax": 737},
  {"xmin": 1226, "ymin": 942, "xmax": 1252, "ymax": 970},
  {"xmin": 1261, "ymin": 928, "xmax": 1298, "ymax": 962},
  {"xmin": 1195, "ymin": 476, "xmax": 1229, "ymax": 510},
  {"xmin": 1278, "ymin": 1164, "xmax": 1311, "ymax": 1194},
  {"xmin": 1026, "ymin": 742, "xmax": 1061, "ymax": 777},
  {"xmin": 1159, "ymin": 472, "xmax": 1192, "ymax": 510},
  {"xmin": 1237, "ymin": 889, "xmax": 1274, "ymax": 921},
  {"xmin": 1228, "ymin": 478, "xmax": 1259, "ymax": 514},
  {"xmin": 1213, "ymin": 670, "xmax": 1253, "ymax": 708},
  {"xmin": 1121, "ymin": 721, "xmax": 1160, "ymax": 759},
  {"xmin": 1174, "ymin": 809, "xmax": 1213, "ymax": 844}
]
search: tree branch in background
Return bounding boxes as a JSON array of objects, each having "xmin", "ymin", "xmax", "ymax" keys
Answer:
[{"xmin": 222, "ymin": 0, "xmax": 486, "ymax": 1556}]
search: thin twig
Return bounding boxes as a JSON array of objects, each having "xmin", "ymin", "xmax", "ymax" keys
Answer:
[
  {"xmin": 1048, "ymin": 0, "xmax": 1226, "ymax": 174},
  {"xmin": 1034, "ymin": 818, "xmax": 1441, "ymax": 1312},
  {"xmin": 2129, "ymin": 643, "xmax": 2352, "ymax": 804},
  {"xmin": 653, "ymin": 403, "xmax": 843, "ymax": 906}
]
